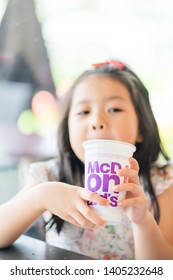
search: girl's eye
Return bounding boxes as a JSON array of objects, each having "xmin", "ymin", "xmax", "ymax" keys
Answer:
[
  {"xmin": 77, "ymin": 110, "xmax": 90, "ymax": 115},
  {"xmin": 108, "ymin": 108, "xmax": 122, "ymax": 113}
]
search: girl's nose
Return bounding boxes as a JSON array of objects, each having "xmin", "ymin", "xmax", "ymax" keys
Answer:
[
  {"xmin": 91, "ymin": 115, "xmax": 105, "ymax": 130},
  {"xmin": 92, "ymin": 123, "xmax": 104, "ymax": 130}
]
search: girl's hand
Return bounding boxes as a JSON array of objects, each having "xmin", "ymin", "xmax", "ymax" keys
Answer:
[
  {"xmin": 40, "ymin": 182, "xmax": 109, "ymax": 229},
  {"xmin": 114, "ymin": 157, "xmax": 148, "ymax": 224}
]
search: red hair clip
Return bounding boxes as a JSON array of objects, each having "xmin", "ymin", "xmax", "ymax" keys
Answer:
[{"xmin": 92, "ymin": 59, "xmax": 125, "ymax": 70}]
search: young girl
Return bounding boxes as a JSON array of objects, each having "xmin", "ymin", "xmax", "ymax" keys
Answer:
[{"xmin": 0, "ymin": 59, "xmax": 173, "ymax": 260}]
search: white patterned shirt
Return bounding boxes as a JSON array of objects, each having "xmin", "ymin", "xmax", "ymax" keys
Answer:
[{"xmin": 24, "ymin": 159, "xmax": 173, "ymax": 260}]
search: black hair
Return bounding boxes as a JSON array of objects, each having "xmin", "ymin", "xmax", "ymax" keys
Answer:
[{"xmin": 49, "ymin": 62, "xmax": 169, "ymax": 233}]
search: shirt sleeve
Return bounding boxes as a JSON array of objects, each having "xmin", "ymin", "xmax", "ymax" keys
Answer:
[
  {"xmin": 22, "ymin": 159, "xmax": 58, "ymax": 222},
  {"xmin": 21, "ymin": 159, "xmax": 58, "ymax": 192},
  {"xmin": 151, "ymin": 163, "xmax": 173, "ymax": 196}
]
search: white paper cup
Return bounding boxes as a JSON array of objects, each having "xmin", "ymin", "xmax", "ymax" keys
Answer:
[{"xmin": 83, "ymin": 139, "xmax": 136, "ymax": 224}]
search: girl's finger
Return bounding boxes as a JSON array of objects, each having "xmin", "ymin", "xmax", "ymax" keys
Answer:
[
  {"xmin": 129, "ymin": 157, "xmax": 140, "ymax": 172},
  {"xmin": 68, "ymin": 209, "xmax": 97, "ymax": 229},
  {"xmin": 117, "ymin": 168, "xmax": 138, "ymax": 178},
  {"xmin": 76, "ymin": 199, "xmax": 107, "ymax": 226},
  {"xmin": 64, "ymin": 215, "xmax": 85, "ymax": 228},
  {"xmin": 117, "ymin": 168, "xmax": 139, "ymax": 184},
  {"xmin": 114, "ymin": 183, "xmax": 143, "ymax": 195},
  {"xmin": 79, "ymin": 188, "xmax": 110, "ymax": 206},
  {"xmin": 118, "ymin": 196, "xmax": 147, "ymax": 208}
]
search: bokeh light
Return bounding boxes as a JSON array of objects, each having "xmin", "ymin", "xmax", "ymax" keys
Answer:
[
  {"xmin": 17, "ymin": 91, "xmax": 60, "ymax": 136},
  {"xmin": 17, "ymin": 109, "xmax": 38, "ymax": 135},
  {"xmin": 32, "ymin": 91, "xmax": 59, "ymax": 119}
]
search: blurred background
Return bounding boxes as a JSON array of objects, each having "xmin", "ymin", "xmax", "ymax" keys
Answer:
[{"xmin": 0, "ymin": 0, "xmax": 173, "ymax": 205}]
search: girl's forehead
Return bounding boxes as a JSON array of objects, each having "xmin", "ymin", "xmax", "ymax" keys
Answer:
[{"xmin": 72, "ymin": 75, "xmax": 131, "ymax": 103}]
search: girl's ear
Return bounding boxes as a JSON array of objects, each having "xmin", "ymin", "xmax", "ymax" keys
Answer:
[{"xmin": 136, "ymin": 130, "xmax": 143, "ymax": 143}]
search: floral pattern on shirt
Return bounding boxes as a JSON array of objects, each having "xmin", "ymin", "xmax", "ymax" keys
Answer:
[{"xmin": 25, "ymin": 160, "xmax": 173, "ymax": 260}]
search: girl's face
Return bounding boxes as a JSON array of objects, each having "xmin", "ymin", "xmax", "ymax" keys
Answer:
[{"xmin": 68, "ymin": 75, "xmax": 142, "ymax": 162}]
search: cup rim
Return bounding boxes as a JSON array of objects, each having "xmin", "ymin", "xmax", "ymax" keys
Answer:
[{"xmin": 83, "ymin": 139, "xmax": 136, "ymax": 149}]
